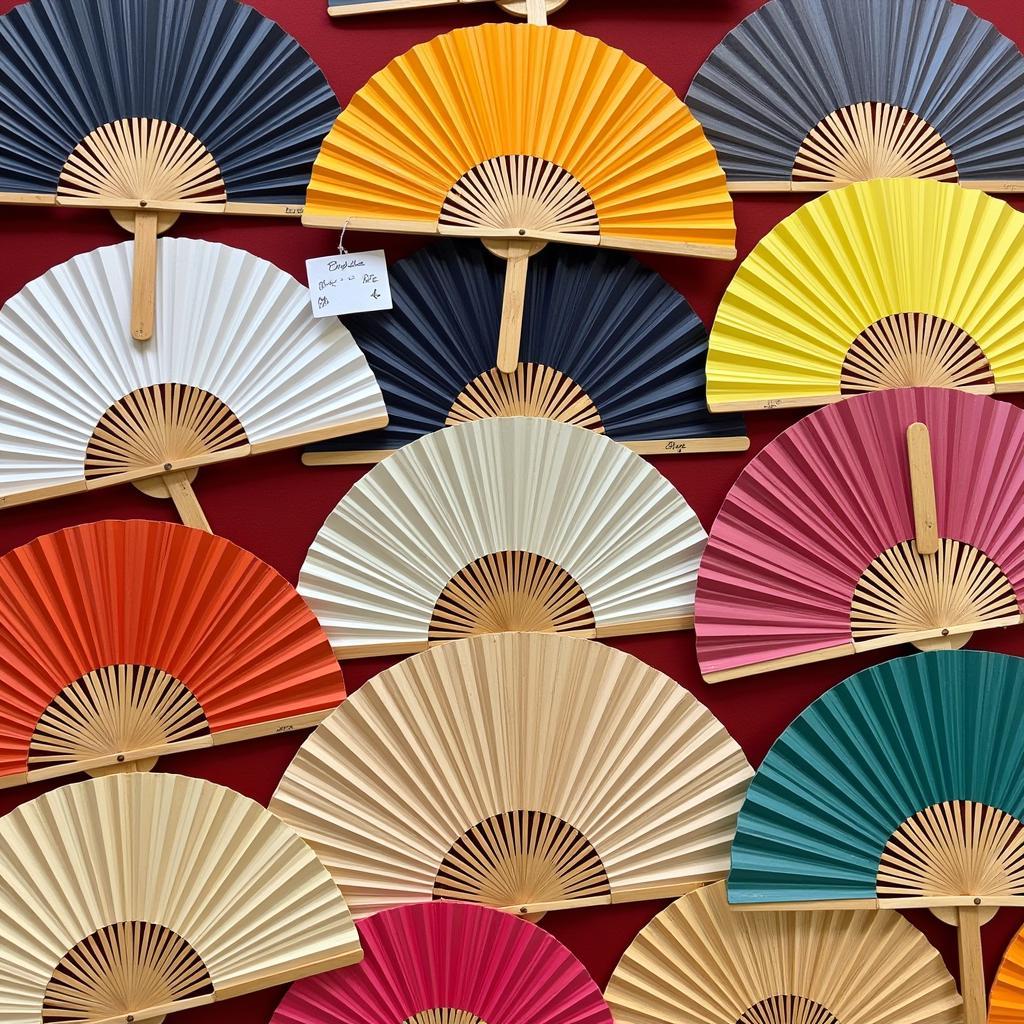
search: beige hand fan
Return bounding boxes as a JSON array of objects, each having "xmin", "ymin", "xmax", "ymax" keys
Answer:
[
  {"xmin": 269, "ymin": 631, "xmax": 753, "ymax": 920},
  {"xmin": 605, "ymin": 882, "xmax": 963, "ymax": 1024},
  {"xmin": 298, "ymin": 417, "xmax": 706, "ymax": 658},
  {"xmin": 0, "ymin": 773, "xmax": 362, "ymax": 1024}
]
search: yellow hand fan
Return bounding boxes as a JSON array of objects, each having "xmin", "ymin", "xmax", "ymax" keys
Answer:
[
  {"xmin": 304, "ymin": 22, "xmax": 736, "ymax": 371},
  {"xmin": 269, "ymin": 632, "xmax": 753, "ymax": 920},
  {"xmin": 0, "ymin": 773, "xmax": 361, "ymax": 1024},
  {"xmin": 605, "ymin": 882, "xmax": 963, "ymax": 1024},
  {"xmin": 706, "ymin": 179, "xmax": 1024, "ymax": 413}
]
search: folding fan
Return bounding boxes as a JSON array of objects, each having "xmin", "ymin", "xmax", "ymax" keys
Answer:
[
  {"xmin": 272, "ymin": 903, "xmax": 612, "ymax": 1024},
  {"xmin": 727, "ymin": 650, "xmax": 1024, "ymax": 1024},
  {"xmin": 695, "ymin": 388, "xmax": 1024, "ymax": 682},
  {"xmin": 0, "ymin": 519, "xmax": 346, "ymax": 788},
  {"xmin": 0, "ymin": 0, "xmax": 337, "ymax": 339},
  {"xmin": 299, "ymin": 417, "xmax": 705, "ymax": 657},
  {"xmin": 0, "ymin": 773, "xmax": 361, "ymax": 1024},
  {"xmin": 706, "ymin": 180, "xmax": 1024, "ymax": 413},
  {"xmin": 0, "ymin": 238, "xmax": 386, "ymax": 530},
  {"xmin": 606, "ymin": 882, "xmax": 963, "ymax": 1024},
  {"xmin": 269, "ymin": 631, "xmax": 753, "ymax": 919},
  {"xmin": 328, "ymin": 0, "xmax": 566, "ymax": 20},
  {"xmin": 304, "ymin": 22, "xmax": 736, "ymax": 371},
  {"xmin": 991, "ymin": 925, "xmax": 1024, "ymax": 1024},
  {"xmin": 685, "ymin": 0, "xmax": 1024, "ymax": 193},
  {"xmin": 303, "ymin": 240, "xmax": 746, "ymax": 465}
]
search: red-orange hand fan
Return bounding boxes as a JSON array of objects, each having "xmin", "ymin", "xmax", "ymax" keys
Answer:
[{"xmin": 0, "ymin": 519, "xmax": 345, "ymax": 786}]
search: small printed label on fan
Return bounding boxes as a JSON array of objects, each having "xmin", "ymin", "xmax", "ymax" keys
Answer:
[{"xmin": 306, "ymin": 251, "xmax": 392, "ymax": 317}]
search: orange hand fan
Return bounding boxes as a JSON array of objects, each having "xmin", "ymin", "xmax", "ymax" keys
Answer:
[
  {"xmin": 0, "ymin": 519, "xmax": 345, "ymax": 787},
  {"xmin": 328, "ymin": 0, "xmax": 563, "ymax": 20},
  {"xmin": 992, "ymin": 925, "xmax": 1024, "ymax": 1024},
  {"xmin": 304, "ymin": 22, "xmax": 736, "ymax": 371}
]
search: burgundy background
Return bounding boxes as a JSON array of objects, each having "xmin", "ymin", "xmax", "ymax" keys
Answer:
[{"xmin": 1, "ymin": 0, "xmax": 1023, "ymax": 1020}]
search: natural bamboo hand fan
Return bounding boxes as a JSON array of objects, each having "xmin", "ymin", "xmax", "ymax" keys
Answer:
[
  {"xmin": 695, "ymin": 388, "xmax": 1024, "ymax": 683},
  {"xmin": 0, "ymin": 238, "xmax": 386, "ymax": 530},
  {"xmin": 706, "ymin": 180, "xmax": 1024, "ymax": 413},
  {"xmin": 328, "ymin": 0, "xmax": 567, "ymax": 21},
  {"xmin": 0, "ymin": 773, "xmax": 361, "ymax": 1024},
  {"xmin": 0, "ymin": 0, "xmax": 337, "ymax": 339},
  {"xmin": 303, "ymin": 22, "xmax": 736, "ymax": 371},
  {"xmin": 606, "ymin": 882, "xmax": 963, "ymax": 1024},
  {"xmin": 303, "ymin": 240, "xmax": 746, "ymax": 465},
  {"xmin": 0, "ymin": 519, "xmax": 346, "ymax": 788},
  {"xmin": 272, "ymin": 903, "xmax": 613, "ymax": 1024},
  {"xmin": 991, "ymin": 925, "xmax": 1024, "ymax": 1024},
  {"xmin": 685, "ymin": 0, "xmax": 1024, "ymax": 193},
  {"xmin": 727, "ymin": 650, "xmax": 1024, "ymax": 1024},
  {"xmin": 299, "ymin": 417, "xmax": 705, "ymax": 657},
  {"xmin": 269, "ymin": 632, "xmax": 753, "ymax": 919}
]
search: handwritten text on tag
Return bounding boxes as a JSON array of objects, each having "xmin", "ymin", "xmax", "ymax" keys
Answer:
[{"xmin": 306, "ymin": 251, "xmax": 392, "ymax": 317}]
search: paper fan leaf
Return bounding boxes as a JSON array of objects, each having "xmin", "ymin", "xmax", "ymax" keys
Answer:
[
  {"xmin": 606, "ymin": 882, "xmax": 962, "ymax": 1024},
  {"xmin": 269, "ymin": 632, "xmax": 752, "ymax": 919},
  {"xmin": 0, "ymin": 0, "xmax": 337, "ymax": 207},
  {"xmin": 0, "ymin": 519, "xmax": 346, "ymax": 787},
  {"xmin": 706, "ymin": 180, "xmax": 1024, "ymax": 412},
  {"xmin": 304, "ymin": 23, "xmax": 736, "ymax": 257},
  {"xmin": 304, "ymin": 240, "xmax": 746, "ymax": 463},
  {"xmin": 299, "ymin": 417, "xmax": 705, "ymax": 657},
  {"xmin": 685, "ymin": 0, "xmax": 1024, "ymax": 189},
  {"xmin": 0, "ymin": 237, "xmax": 386, "ymax": 508},
  {"xmin": 695, "ymin": 388, "xmax": 1024, "ymax": 682},
  {"xmin": 273, "ymin": 903, "xmax": 612, "ymax": 1024},
  {"xmin": 0, "ymin": 773, "xmax": 361, "ymax": 1023},
  {"xmin": 728, "ymin": 650, "xmax": 1024, "ymax": 907},
  {"xmin": 991, "ymin": 925, "xmax": 1024, "ymax": 1024}
]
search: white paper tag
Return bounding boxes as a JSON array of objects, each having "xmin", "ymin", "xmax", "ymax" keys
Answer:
[{"xmin": 306, "ymin": 250, "xmax": 392, "ymax": 317}]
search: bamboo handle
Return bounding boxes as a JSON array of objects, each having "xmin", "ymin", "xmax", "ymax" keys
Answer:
[
  {"xmin": 907, "ymin": 422, "xmax": 938, "ymax": 555},
  {"xmin": 525, "ymin": 0, "xmax": 548, "ymax": 24},
  {"xmin": 162, "ymin": 470, "xmax": 212, "ymax": 533},
  {"xmin": 957, "ymin": 906, "xmax": 987, "ymax": 1024},
  {"xmin": 497, "ymin": 240, "xmax": 533, "ymax": 374},
  {"xmin": 131, "ymin": 208, "xmax": 159, "ymax": 341}
]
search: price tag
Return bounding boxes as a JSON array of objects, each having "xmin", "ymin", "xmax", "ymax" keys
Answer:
[{"xmin": 306, "ymin": 250, "xmax": 392, "ymax": 317}]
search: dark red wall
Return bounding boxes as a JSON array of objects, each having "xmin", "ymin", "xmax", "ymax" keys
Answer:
[{"xmin": 0, "ymin": 0, "xmax": 1022, "ymax": 1020}]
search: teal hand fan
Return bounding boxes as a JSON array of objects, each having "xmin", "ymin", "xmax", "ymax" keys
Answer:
[{"xmin": 728, "ymin": 650, "xmax": 1024, "ymax": 1024}]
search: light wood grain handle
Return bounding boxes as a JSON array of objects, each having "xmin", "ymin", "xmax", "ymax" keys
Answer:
[
  {"xmin": 131, "ymin": 208, "xmax": 159, "ymax": 342},
  {"xmin": 525, "ymin": 0, "xmax": 548, "ymax": 24},
  {"xmin": 907, "ymin": 422, "xmax": 939, "ymax": 555},
  {"xmin": 497, "ymin": 240, "xmax": 533, "ymax": 374},
  {"xmin": 956, "ymin": 905, "xmax": 987, "ymax": 1024},
  {"xmin": 162, "ymin": 470, "xmax": 212, "ymax": 533}
]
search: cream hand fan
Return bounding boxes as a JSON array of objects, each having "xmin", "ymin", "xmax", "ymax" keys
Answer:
[
  {"xmin": 605, "ymin": 882, "xmax": 963, "ymax": 1024},
  {"xmin": 269, "ymin": 632, "xmax": 753, "ymax": 920},
  {"xmin": 0, "ymin": 773, "xmax": 361, "ymax": 1024},
  {"xmin": 695, "ymin": 388, "xmax": 1024, "ymax": 682},
  {"xmin": 304, "ymin": 22, "xmax": 735, "ymax": 371},
  {"xmin": 706, "ymin": 180, "xmax": 1024, "ymax": 412},
  {"xmin": 0, "ymin": 0, "xmax": 338, "ymax": 338},
  {"xmin": 0, "ymin": 238, "xmax": 386, "ymax": 530},
  {"xmin": 685, "ymin": 0, "xmax": 1024, "ymax": 193},
  {"xmin": 299, "ymin": 417, "xmax": 705, "ymax": 658}
]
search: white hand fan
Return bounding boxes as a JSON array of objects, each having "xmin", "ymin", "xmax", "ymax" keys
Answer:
[
  {"xmin": 298, "ymin": 417, "xmax": 705, "ymax": 657},
  {"xmin": 269, "ymin": 632, "xmax": 753, "ymax": 920},
  {"xmin": 0, "ymin": 238, "xmax": 386, "ymax": 530}
]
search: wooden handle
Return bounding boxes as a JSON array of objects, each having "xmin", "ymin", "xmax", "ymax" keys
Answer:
[
  {"xmin": 907, "ymin": 422, "xmax": 939, "ymax": 555},
  {"xmin": 956, "ymin": 905, "xmax": 987, "ymax": 1024},
  {"xmin": 525, "ymin": 0, "xmax": 548, "ymax": 24},
  {"xmin": 497, "ymin": 240, "xmax": 533, "ymax": 374},
  {"xmin": 162, "ymin": 470, "xmax": 212, "ymax": 533},
  {"xmin": 131, "ymin": 209, "xmax": 159, "ymax": 342}
]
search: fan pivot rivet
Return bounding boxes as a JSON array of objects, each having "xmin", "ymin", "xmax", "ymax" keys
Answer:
[
  {"xmin": 520, "ymin": 906, "xmax": 528, "ymax": 914},
  {"xmin": 518, "ymin": 229, "xmax": 526, "ymax": 236},
  {"xmin": 163, "ymin": 463, "xmax": 172, "ymax": 471},
  {"xmin": 116, "ymin": 755, "xmax": 125, "ymax": 763},
  {"xmin": 974, "ymin": 897, "xmax": 982, "ymax": 905},
  {"xmin": 941, "ymin": 629, "xmax": 950, "ymax": 636}
]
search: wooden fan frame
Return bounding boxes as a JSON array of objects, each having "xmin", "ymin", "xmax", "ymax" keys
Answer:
[{"xmin": 327, "ymin": 0, "xmax": 568, "ymax": 20}]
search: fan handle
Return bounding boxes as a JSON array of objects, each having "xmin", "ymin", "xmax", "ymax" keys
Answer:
[
  {"xmin": 524, "ymin": 0, "xmax": 548, "ymax": 23},
  {"xmin": 956, "ymin": 904, "xmax": 987, "ymax": 1024},
  {"xmin": 134, "ymin": 470, "xmax": 212, "ymax": 532},
  {"xmin": 906, "ymin": 423, "xmax": 938, "ymax": 555},
  {"xmin": 130, "ymin": 209, "xmax": 159, "ymax": 342},
  {"xmin": 487, "ymin": 237, "xmax": 547, "ymax": 373}
]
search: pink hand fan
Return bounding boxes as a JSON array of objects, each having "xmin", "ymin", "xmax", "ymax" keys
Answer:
[
  {"xmin": 272, "ymin": 902, "xmax": 612, "ymax": 1024},
  {"xmin": 696, "ymin": 388, "xmax": 1024, "ymax": 681}
]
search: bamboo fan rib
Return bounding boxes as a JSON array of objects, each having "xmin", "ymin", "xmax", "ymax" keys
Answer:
[
  {"xmin": 0, "ymin": 519, "xmax": 345, "ymax": 787},
  {"xmin": 685, "ymin": 0, "xmax": 1024, "ymax": 191},
  {"xmin": 706, "ymin": 180, "xmax": 1024, "ymax": 412},
  {"xmin": 0, "ymin": 238, "xmax": 385, "ymax": 508},
  {"xmin": 304, "ymin": 23, "xmax": 735, "ymax": 257},
  {"xmin": 695, "ymin": 388, "xmax": 1024, "ymax": 682},
  {"xmin": 273, "ymin": 903, "xmax": 612, "ymax": 1024},
  {"xmin": 303, "ymin": 241, "xmax": 746, "ymax": 464},
  {"xmin": 0, "ymin": 0, "xmax": 337, "ymax": 210},
  {"xmin": 991, "ymin": 926, "xmax": 1024, "ymax": 1024},
  {"xmin": 269, "ymin": 632, "xmax": 752, "ymax": 919},
  {"xmin": 0, "ymin": 773, "xmax": 361, "ymax": 1023},
  {"xmin": 606, "ymin": 882, "xmax": 963, "ymax": 1024},
  {"xmin": 299, "ymin": 417, "xmax": 705, "ymax": 657}
]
